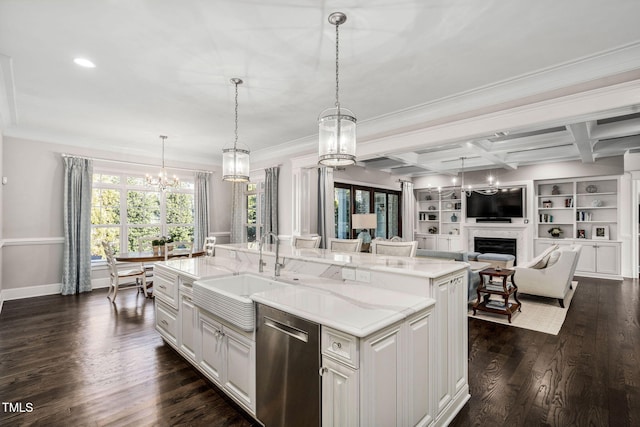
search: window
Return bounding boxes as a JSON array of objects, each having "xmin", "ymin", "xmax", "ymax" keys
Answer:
[
  {"xmin": 91, "ymin": 170, "xmax": 194, "ymax": 260},
  {"xmin": 245, "ymin": 181, "xmax": 264, "ymax": 242},
  {"xmin": 334, "ymin": 183, "xmax": 401, "ymax": 239}
]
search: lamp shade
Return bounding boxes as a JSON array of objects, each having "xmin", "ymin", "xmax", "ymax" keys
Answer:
[
  {"xmin": 318, "ymin": 107, "xmax": 356, "ymax": 166},
  {"xmin": 222, "ymin": 144, "xmax": 250, "ymax": 182},
  {"xmin": 352, "ymin": 213, "xmax": 377, "ymax": 229}
]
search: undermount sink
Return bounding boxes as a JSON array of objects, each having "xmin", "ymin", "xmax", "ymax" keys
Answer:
[{"xmin": 193, "ymin": 273, "xmax": 289, "ymax": 331}]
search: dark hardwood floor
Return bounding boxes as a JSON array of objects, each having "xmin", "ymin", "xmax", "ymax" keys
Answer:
[
  {"xmin": 0, "ymin": 289, "xmax": 258, "ymax": 427},
  {"xmin": 0, "ymin": 276, "xmax": 638, "ymax": 426}
]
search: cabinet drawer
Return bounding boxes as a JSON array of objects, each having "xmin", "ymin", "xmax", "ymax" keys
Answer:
[
  {"xmin": 156, "ymin": 300, "xmax": 178, "ymax": 345},
  {"xmin": 154, "ymin": 268, "xmax": 178, "ymax": 308},
  {"xmin": 321, "ymin": 327, "xmax": 359, "ymax": 369}
]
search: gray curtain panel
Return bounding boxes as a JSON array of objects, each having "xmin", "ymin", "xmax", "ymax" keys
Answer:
[
  {"xmin": 61, "ymin": 156, "xmax": 93, "ymax": 295},
  {"xmin": 194, "ymin": 172, "xmax": 211, "ymax": 250},
  {"xmin": 401, "ymin": 180, "xmax": 415, "ymax": 240},
  {"xmin": 230, "ymin": 181, "xmax": 247, "ymax": 243},
  {"xmin": 317, "ymin": 167, "xmax": 335, "ymax": 249},
  {"xmin": 264, "ymin": 166, "xmax": 279, "ymax": 240}
]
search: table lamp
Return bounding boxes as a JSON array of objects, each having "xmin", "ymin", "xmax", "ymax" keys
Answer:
[{"xmin": 352, "ymin": 213, "xmax": 377, "ymax": 244}]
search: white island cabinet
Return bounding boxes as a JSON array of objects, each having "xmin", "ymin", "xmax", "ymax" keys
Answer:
[
  {"xmin": 155, "ymin": 247, "xmax": 470, "ymax": 426},
  {"xmin": 320, "ymin": 307, "xmax": 435, "ymax": 427}
]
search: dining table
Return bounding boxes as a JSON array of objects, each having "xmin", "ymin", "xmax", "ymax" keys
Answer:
[
  {"xmin": 114, "ymin": 250, "xmax": 205, "ymax": 297},
  {"xmin": 115, "ymin": 250, "xmax": 205, "ymax": 263}
]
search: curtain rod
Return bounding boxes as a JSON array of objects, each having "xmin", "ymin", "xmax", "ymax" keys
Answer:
[{"xmin": 61, "ymin": 153, "xmax": 214, "ymax": 174}]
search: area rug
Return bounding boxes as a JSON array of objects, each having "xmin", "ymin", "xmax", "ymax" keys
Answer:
[{"xmin": 468, "ymin": 281, "xmax": 578, "ymax": 335}]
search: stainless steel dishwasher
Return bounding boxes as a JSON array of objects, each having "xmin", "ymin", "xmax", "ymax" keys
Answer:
[{"xmin": 256, "ymin": 303, "xmax": 320, "ymax": 427}]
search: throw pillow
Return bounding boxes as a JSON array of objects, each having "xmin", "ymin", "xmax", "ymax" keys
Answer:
[
  {"xmin": 532, "ymin": 254, "xmax": 551, "ymax": 269},
  {"xmin": 527, "ymin": 244, "xmax": 559, "ymax": 269},
  {"xmin": 546, "ymin": 250, "xmax": 562, "ymax": 267}
]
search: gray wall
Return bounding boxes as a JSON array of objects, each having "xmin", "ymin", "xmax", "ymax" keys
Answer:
[{"xmin": 2, "ymin": 136, "xmax": 230, "ymax": 293}]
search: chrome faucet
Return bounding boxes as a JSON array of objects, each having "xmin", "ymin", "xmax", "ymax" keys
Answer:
[{"xmin": 259, "ymin": 231, "xmax": 283, "ymax": 276}]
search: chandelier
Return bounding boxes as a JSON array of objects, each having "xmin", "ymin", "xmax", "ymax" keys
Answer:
[
  {"xmin": 318, "ymin": 12, "xmax": 356, "ymax": 166},
  {"xmin": 457, "ymin": 157, "xmax": 500, "ymax": 196},
  {"xmin": 222, "ymin": 78, "xmax": 250, "ymax": 182},
  {"xmin": 145, "ymin": 135, "xmax": 179, "ymax": 191}
]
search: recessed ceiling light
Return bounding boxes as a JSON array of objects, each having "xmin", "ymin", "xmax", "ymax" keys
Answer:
[{"xmin": 73, "ymin": 58, "xmax": 96, "ymax": 68}]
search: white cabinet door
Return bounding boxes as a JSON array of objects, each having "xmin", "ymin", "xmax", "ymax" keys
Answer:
[
  {"xmin": 576, "ymin": 244, "xmax": 596, "ymax": 273},
  {"xmin": 436, "ymin": 235, "xmax": 460, "ymax": 251},
  {"xmin": 155, "ymin": 299, "xmax": 178, "ymax": 346},
  {"xmin": 405, "ymin": 309, "xmax": 433, "ymax": 427},
  {"xmin": 448, "ymin": 235, "xmax": 461, "ymax": 252},
  {"xmin": 433, "ymin": 272, "xmax": 467, "ymax": 417},
  {"xmin": 361, "ymin": 324, "xmax": 402, "ymax": 427},
  {"xmin": 424, "ymin": 235, "xmax": 437, "ymax": 250},
  {"xmin": 595, "ymin": 243, "xmax": 620, "ymax": 275},
  {"xmin": 436, "ymin": 236, "xmax": 450, "ymax": 251},
  {"xmin": 434, "ymin": 276, "xmax": 452, "ymax": 413},
  {"xmin": 321, "ymin": 356, "xmax": 359, "ymax": 427},
  {"xmin": 449, "ymin": 274, "xmax": 467, "ymax": 396},
  {"xmin": 198, "ymin": 313, "xmax": 224, "ymax": 386},
  {"xmin": 179, "ymin": 293, "xmax": 197, "ymax": 362},
  {"xmin": 224, "ymin": 327, "xmax": 256, "ymax": 412}
]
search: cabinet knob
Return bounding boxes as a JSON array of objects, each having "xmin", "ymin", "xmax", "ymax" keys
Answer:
[
  {"xmin": 332, "ymin": 341, "xmax": 342, "ymax": 350},
  {"xmin": 319, "ymin": 367, "xmax": 328, "ymax": 376}
]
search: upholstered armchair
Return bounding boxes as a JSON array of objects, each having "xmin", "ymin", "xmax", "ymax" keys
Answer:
[{"xmin": 513, "ymin": 244, "xmax": 582, "ymax": 307}]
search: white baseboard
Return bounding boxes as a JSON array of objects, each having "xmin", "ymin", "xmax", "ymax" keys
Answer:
[{"xmin": 0, "ymin": 279, "xmax": 111, "ymax": 304}]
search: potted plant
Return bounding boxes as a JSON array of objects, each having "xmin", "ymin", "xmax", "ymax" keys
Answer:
[
  {"xmin": 548, "ymin": 227, "xmax": 563, "ymax": 238},
  {"xmin": 151, "ymin": 238, "xmax": 161, "ymax": 255}
]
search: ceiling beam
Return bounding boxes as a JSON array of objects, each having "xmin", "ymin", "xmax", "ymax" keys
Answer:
[
  {"xmin": 568, "ymin": 122, "xmax": 595, "ymax": 163},
  {"xmin": 467, "ymin": 140, "xmax": 518, "ymax": 170},
  {"xmin": 590, "ymin": 118, "xmax": 640, "ymax": 139}
]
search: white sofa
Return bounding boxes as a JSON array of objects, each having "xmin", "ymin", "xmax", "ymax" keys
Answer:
[{"xmin": 512, "ymin": 244, "xmax": 581, "ymax": 308}]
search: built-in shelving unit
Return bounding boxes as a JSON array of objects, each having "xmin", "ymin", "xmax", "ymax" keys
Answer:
[
  {"xmin": 415, "ymin": 187, "xmax": 462, "ymax": 250},
  {"xmin": 536, "ymin": 178, "xmax": 618, "ymax": 240},
  {"xmin": 535, "ymin": 177, "xmax": 621, "ymax": 279}
]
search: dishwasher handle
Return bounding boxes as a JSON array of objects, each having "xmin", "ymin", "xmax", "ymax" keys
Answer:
[{"xmin": 263, "ymin": 316, "xmax": 309, "ymax": 343}]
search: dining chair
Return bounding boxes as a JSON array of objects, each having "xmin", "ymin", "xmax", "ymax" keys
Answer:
[
  {"xmin": 203, "ymin": 236, "xmax": 217, "ymax": 257},
  {"xmin": 370, "ymin": 240, "xmax": 418, "ymax": 257},
  {"xmin": 292, "ymin": 235, "xmax": 322, "ymax": 249},
  {"xmin": 102, "ymin": 241, "xmax": 148, "ymax": 302},
  {"xmin": 328, "ymin": 238, "xmax": 362, "ymax": 253},
  {"xmin": 165, "ymin": 241, "xmax": 194, "ymax": 260},
  {"xmin": 138, "ymin": 235, "xmax": 161, "ymax": 293}
]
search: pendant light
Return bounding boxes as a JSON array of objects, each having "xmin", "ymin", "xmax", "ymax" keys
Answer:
[
  {"xmin": 222, "ymin": 78, "xmax": 250, "ymax": 182},
  {"xmin": 318, "ymin": 12, "xmax": 356, "ymax": 166},
  {"xmin": 145, "ymin": 135, "xmax": 179, "ymax": 191}
]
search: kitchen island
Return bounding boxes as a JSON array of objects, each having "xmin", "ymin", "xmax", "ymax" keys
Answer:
[{"xmin": 153, "ymin": 243, "xmax": 469, "ymax": 426}]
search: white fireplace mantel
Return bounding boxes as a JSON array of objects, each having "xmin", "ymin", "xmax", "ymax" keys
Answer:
[{"xmin": 463, "ymin": 223, "xmax": 533, "ymax": 264}]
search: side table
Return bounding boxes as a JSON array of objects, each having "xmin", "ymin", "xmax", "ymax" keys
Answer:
[{"xmin": 473, "ymin": 267, "xmax": 521, "ymax": 323}]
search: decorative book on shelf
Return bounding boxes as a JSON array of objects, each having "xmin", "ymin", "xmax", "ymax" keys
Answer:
[
  {"xmin": 485, "ymin": 300, "xmax": 512, "ymax": 310},
  {"xmin": 484, "ymin": 283, "xmax": 512, "ymax": 292}
]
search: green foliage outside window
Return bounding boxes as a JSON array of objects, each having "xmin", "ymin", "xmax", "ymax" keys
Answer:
[{"xmin": 90, "ymin": 173, "xmax": 195, "ymax": 259}]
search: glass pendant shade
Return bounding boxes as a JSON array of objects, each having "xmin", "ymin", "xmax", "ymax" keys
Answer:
[
  {"xmin": 222, "ymin": 77, "xmax": 250, "ymax": 182},
  {"xmin": 318, "ymin": 12, "xmax": 356, "ymax": 166},
  {"xmin": 318, "ymin": 107, "xmax": 356, "ymax": 166},
  {"xmin": 222, "ymin": 144, "xmax": 250, "ymax": 182}
]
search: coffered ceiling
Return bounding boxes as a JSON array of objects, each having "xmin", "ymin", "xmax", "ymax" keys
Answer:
[{"xmin": 1, "ymin": 0, "xmax": 640, "ymax": 173}]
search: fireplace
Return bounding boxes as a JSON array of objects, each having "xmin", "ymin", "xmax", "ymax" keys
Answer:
[{"xmin": 474, "ymin": 237, "xmax": 517, "ymax": 265}]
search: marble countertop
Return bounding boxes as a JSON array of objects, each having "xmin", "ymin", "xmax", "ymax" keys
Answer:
[
  {"xmin": 218, "ymin": 242, "xmax": 467, "ymax": 279},
  {"xmin": 250, "ymin": 272, "xmax": 435, "ymax": 337},
  {"xmin": 159, "ymin": 257, "xmax": 436, "ymax": 337},
  {"xmin": 156, "ymin": 256, "xmax": 239, "ymax": 281}
]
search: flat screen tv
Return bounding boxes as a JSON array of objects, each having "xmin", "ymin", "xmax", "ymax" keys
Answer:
[{"xmin": 466, "ymin": 187, "xmax": 524, "ymax": 218}]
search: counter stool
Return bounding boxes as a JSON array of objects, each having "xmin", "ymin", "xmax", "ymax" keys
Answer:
[{"xmin": 477, "ymin": 253, "xmax": 515, "ymax": 269}]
